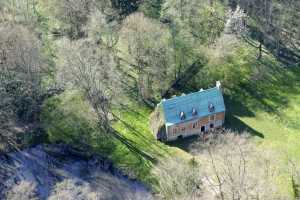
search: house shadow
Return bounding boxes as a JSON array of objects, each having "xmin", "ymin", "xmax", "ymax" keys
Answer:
[
  {"xmin": 167, "ymin": 95, "xmax": 264, "ymax": 152},
  {"xmin": 223, "ymin": 94, "xmax": 264, "ymax": 138},
  {"xmin": 225, "ymin": 113, "xmax": 264, "ymax": 138}
]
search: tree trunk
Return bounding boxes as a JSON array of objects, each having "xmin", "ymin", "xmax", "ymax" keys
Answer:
[{"xmin": 258, "ymin": 42, "xmax": 262, "ymax": 60}]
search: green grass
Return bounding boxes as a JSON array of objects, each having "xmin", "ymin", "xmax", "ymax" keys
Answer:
[
  {"xmin": 112, "ymin": 101, "xmax": 191, "ymax": 187},
  {"xmin": 224, "ymin": 59, "xmax": 300, "ymax": 197},
  {"xmin": 42, "ymin": 36, "xmax": 300, "ymax": 197},
  {"xmin": 180, "ymin": 39, "xmax": 300, "ymax": 197},
  {"xmin": 42, "ymin": 90, "xmax": 190, "ymax": 190},
  {"xmin": 227, "ymin": 64, "xmax": 300, "ymax": 159},
  {"xmin": 191, "ymin": 38, "xmax": 300, "ymax": 165}
]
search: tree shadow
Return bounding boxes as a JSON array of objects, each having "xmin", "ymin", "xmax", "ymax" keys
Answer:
[
  {"xmin": 244, "ymin": 23, "xmax": 300, "ymax": 66},
  {"xmin": 112, "ymin": 114, "xmax": 171, "ymax": 159},
  {"xmin": 110, "ymin": 127, "xmax": 158, "ymax": 164},
  {"xmin": 166, "ymin": 135, "xmax": 200, "ymax": 152}
]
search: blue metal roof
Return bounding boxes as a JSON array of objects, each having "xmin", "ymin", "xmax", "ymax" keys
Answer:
[{"xmin": 161, "ymin": 87, "xmax": 225, "ymax": 126}]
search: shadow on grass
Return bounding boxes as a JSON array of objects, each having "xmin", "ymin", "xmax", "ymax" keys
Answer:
[
  {"xmin": 166, "ymin": 135, "xmax": 201, "ymax": 152},
  {"xmin": 112, "ymin": 111, "xmax": 171, "ymax": 159},
  {"xmin": 110, "ymin": 127, "xmax": 158, "ymax": 164},
  {"xmin": 225, "ymin": 114, "xmax": 264, "ymax": 138},
  {"xmin": 166, "ymin": 93, "xmax": 265, "ymax": 151},
  {"xmin": 223, "ymin": 95, "xmax": 264, "ymax": 138}
]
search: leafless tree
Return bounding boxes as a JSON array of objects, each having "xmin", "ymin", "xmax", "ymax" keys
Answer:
[
  {"xmin": 0, "ymin": 24, "xmax": 46, "ymax": 152},
  {"xmin": 56, "ymin": 38, "xmax": 120, "ymax": 133},
  {"xmin": 190, "ymin": 132, "xmax": 285, "ymax": 200},
  {"xmin": 85, "ymin": 8, "xmax": 120, "ymax": 50},
  {"xmin": 120, "ymin": 12, "xmax": 172, "ymax": 101},
  {"xmin": 155, "ymin": 132, "xmax": 289, "ymax": 200},
  {"xmin": 153, "ymin": 157, "xmax": 203, "ymax": 200},
  {"xmin": 39, "ymin": 0, "xmax": 92, "ymax": 38},
  {"xmin": 0, "ymin": 0, "xmax": 38, "ymax": 24}
]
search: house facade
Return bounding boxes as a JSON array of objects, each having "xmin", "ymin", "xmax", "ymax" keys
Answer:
[{"xmin": 155, "ymin": 81, "xmax": 225, "ymax": 141}]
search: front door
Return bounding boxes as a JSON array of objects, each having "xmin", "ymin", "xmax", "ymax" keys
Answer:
[{"xmin": 201, "ymin": 126, "xmax": 205, "ymax": 132}]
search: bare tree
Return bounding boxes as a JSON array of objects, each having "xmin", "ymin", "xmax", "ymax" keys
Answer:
[
  {"xmin": 56, "ymin": 38, "xmax": 120, "ymax": 133},
  {"xmin": 190, "ymin": 132, "xmax": 285, "ymax": 200},
  {"xmin": 84, "ymin": 8, "xmax": 120, "ymax": 50},
  {"xmin": 153, "ymin": 157, "xmax": 202, "ymax": 200},
  {"xmin": 0, "ymin": 24, "xmax": 46, "ymax": 152},
  {"xmin": 39, "ymin": 0, "xmax": 92, "ymax": 39},
  {"xmin": 0, "ymin": 0, "xmax": 38, "ymax": 24},
  {"xmin": 120, "ymin": 12, "xmax": 172, "ymax": 101}
]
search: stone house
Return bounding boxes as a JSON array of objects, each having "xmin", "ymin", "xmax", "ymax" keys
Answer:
[{"xmin": 153, "ymin": 81, "xmax": 225, "ymax": 141}]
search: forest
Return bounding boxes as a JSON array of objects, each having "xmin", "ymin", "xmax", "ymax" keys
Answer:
[{"xmin": 0, "ymin": 0, "xmax": 300, "ymax": 199}]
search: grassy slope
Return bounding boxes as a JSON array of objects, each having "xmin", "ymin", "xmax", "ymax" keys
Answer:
[
  {"xmin": 178, "ymin": 36, "xmax": 300, "ymax": 196},
  {"xmin": 114, "ymin": 38, "xmax": 300, "ymax": 195},
  {"xmin": 42, "ymin": 34, "xmax": 299, "ymax": 196},
  {"xmin": 225, "ymin": 57, "xmax": 300, "ymax": 196},
  {"xmin": 42, "ymin": 90, "xmax": 190, "ymax": 190},
  {"xmin": 112, "ymin": 102, "xmax": 190, "ymax": 187}
]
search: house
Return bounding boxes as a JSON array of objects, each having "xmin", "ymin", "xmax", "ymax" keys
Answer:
[{"xmin": 152, "ymin": 81, "xmax": 225, "ymax": 141}]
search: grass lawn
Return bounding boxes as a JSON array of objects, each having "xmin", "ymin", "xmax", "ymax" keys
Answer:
[
  {"xmin": 43, "ymin": 38, "xmax": 300, "ymax": 197},
  {"xmin": 169, "ymin": 47, "xmax": 300, "ymax": 197},
  {"xmin": 227, "ymin": 64, "xmax": 300, "ymax": 158},
  {"xmin": 112, "ymin": 101, "xmax": 191, "ymax": 189},
  {"xmin": 42, "ymin": 90, "xmax": 191, "ymax": 190},
  {"xmin": 113, "ymin": 48, "xmax": 300, "ymax": 194},
  {"xmin": 225, "ymin": 63, "xmax": 300, "ymax": 196}
]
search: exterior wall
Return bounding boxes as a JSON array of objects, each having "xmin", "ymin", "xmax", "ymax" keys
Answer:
[
  {"xmin": 216, "ymin": 112, "xmax": 225, "ymax": 121},
  {"xmin": 166, "ymin": 111, "xmax": 225, "ymax": 141}
]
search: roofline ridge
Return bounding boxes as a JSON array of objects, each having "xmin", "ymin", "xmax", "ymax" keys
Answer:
[{"xmin": 162, "ymin": 86, "xmax": 219, "ymax": 102}]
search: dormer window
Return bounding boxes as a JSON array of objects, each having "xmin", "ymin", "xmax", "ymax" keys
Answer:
[
  {"xmin": 192, "ymin": 108, "xmax": 197, "ymax": 116},
  {"xmin": 208, "ymin": 103, "xmax": 215, "ymax": 112},
  {"xmin": 179, "ymin": 111, "xmax": 186, "ymax": 120}
]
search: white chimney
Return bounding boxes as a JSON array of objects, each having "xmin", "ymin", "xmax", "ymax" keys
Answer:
[{"xmin": 216, "ymin": 81, "xmax": 221, "ymax": 90}]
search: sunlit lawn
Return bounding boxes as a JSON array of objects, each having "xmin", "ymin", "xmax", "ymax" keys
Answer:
[{"xmin": 227, "ymin": 65, "xmax": 300, "ymax": 196}]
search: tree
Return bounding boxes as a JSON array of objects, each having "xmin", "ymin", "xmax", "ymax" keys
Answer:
[
  {"xmin": 153, "ymin": 157, "xmax": 202, "ymax": 200},
  {"xmin": 120, "ymin": 13, "xmax": 173, "ymax": 101},
  {"xmin": 0, "ymin": 0, "xmax": 38, "ymax": 24},
  {"xmin": 56, "ymin": 38, "xmax": 120, "ymax": 132},
  {"xmin": 230, "ymin": 0, "xmax": 300, "ymax": 63},
  {"xmin": 110, "ymin": 0, "xmax": 141, "ymax": 16},
  {"xmin": 191, "ymin": 132, "xmax": 284, "ymax": 200},
  {"xmin": 0, "ymin": 24, "xmax": 47, "ymax": 152},
  {"xmin": 39, "ymin": 0, "xmax": 91, "ymax": 39},
  {"xmin": 161, "ymin": 0, "xmax": 225, "ymax": 78},
  {"xmin": 139, "ymin": 0, "xmax": 163, "ymax": 19},
  {"xmin": 85, "ymin": 8, "xmax": 120, "ymax": 50}
]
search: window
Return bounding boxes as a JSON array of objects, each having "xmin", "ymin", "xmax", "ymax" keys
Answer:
[
  {"xmin": 180, "ymin": 111, "xmax": 186, "ymax": 120},
  {"xmin": 210, "ymin": 115, "xmax": 215, "ymax": 121},
  {"xmin": 181, "ymin": 127, "xmax": 186, "ymax": 132},
  {"xmin": 201, "ymin": 126, "xmax": 205, "ymax": 132},
  {"xmin": 192, "ymin": 108, "xmax": 197, "ymax": 116},
  {"xmin": 210, "ymin": 123, "xmax": 214, "ymax": 129},
  {"xmin": 208, "ymin": 103, "xmax": 215, "ymax": 112},
  {"xmin": 173, "ymin": 128, "xmax": 177, "ymax": 135},
  {"xmin": 193, "ymin": 122, "xmax": 199, "ymax": 129}
]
